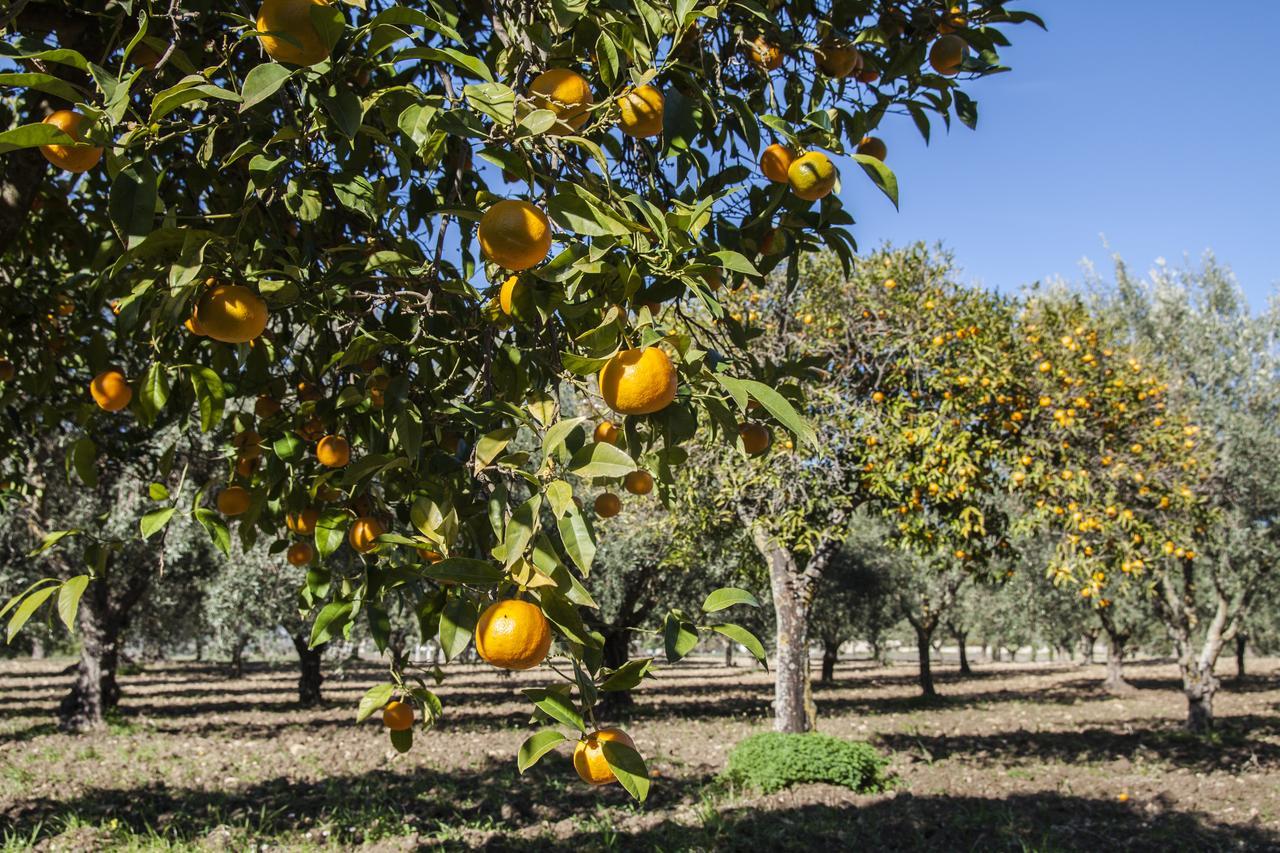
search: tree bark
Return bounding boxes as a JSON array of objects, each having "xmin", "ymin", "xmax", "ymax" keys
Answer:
[
  {"xmin": 291, "ymin": 634, "xmax": 325, "ymax": 706},
  {"xmin": 954, "ymin": 629, "xmax": 971, "ymax": 676},
  {"xmin": 723, "ymin": 636, "xmax": 735, "ymax": 667},
  {"xmin": 914, "ymin": 623, "xmax": 936, "ymax": 698},
  {"xmin": 30, "ymin": 636, "xmax": 45, "ymax": 660},
  {"xmin": 1079, "ymin": 631, "xmax": 1097, "ymax": 665},
  {"xmin": 1103, "ymin": 631, "xmax": 1131, "ymax": 693},
  {"xmin": 59, "ymin": 580, "xmax": 123, "ymax": 732},
  {"xmin": 820, "ymin": 637, "xmax": 839, "ymax": 683},
  {"xmin": 1235, "ymin": 634, "xmax": 1247, "ymax": 679},
  {"xmin": 598, "ymin": 628, "xmax": 634, "ymax": 716}
]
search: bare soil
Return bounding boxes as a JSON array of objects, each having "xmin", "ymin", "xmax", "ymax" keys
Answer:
[{"xmin": 1, "ymin": 655, "xmax": 1277, "ymax": 851}]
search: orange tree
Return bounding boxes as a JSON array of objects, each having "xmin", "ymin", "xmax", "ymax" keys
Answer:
[
  {"xmin": 0, "ymin": 0, "xmax": 1041, "ymax": 795},
  {"xmin": 1011, "ymin": 291, "xmax": 1214, "ymax": 719},
  {"xmin": 680, "ymin": 245, "xmax": 1025, "ymax": 729}
]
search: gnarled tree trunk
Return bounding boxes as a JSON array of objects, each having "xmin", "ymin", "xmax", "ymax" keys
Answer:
[
  {"xmin": 913, "ymin": 623, "xmax": 936, "ymax": 698},
  {"xmin": 1235, "ymin": 634, "xmax": 1247, "ymax": 679},
  {"xmin": 1103, "ymin": 632, "xmax": 1130, "ymax": 693},
  {"xmin": 820, "ymin": 637, "xmax": 839, "ymax": 683},
  {"xmin": 598, "ymin": 628, "xmax": 634, "ymax": 716},
  {"xmin": 59, "ymin": 581, "xmax": 123, "ymax": 732},
  {"xmin": 950, "ymin": 624, "xmax": 971, "ymax": 676},
  {"xmin": 292, "ymin": 634, "xmax": 325, "ymax": 706},
  {"xmin": 723, "ymin": 636, "xmax": 735, "ymax": 667}
]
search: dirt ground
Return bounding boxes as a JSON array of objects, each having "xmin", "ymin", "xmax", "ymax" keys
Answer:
[{"xmin": 1, "ymin": 655, "xmax": 1277, "ymax": 851}]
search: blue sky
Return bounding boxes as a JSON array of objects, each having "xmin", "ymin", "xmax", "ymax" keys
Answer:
[{"xmin": 849, "ymin": 0, "xmax": 1280, "ymax": 307}]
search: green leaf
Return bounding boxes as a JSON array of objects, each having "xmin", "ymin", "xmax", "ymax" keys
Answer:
[
  {"xmin": 109, "ymin": 163, "xmax": 159, "ymax": 249},
  {"xmin": 557, "ymin": 502, "xmax": 596, "ymax": 575},
  {"xmin": 188, "ymin": 366, "xmax": 225, "ymax": 431},
  {"xmin": 6, "ymin": 585, "xmax": 58, "ymax": 643},
  {"xmin": 0, "ymin": 122, "xmax": 74, "ymax": 155},
  {"xmin": 137, "ymin": 362, "xmax": 171, "ymax": 424},
  {"xmin": 522, "ymin": 687, "xmax": 585, "ymax": 732},
  {"xmin": 542, "ymin": 417, "xmax": 588, "ymax": 458},
  {"xmin": 139, "ymin": 507, "xmax": 176, "ymax": 540},
  {"xmin": 0, "ymin": 578, "xmax": 59, "ymax": 621},
  {"xmin": 464, "ymin": 81, "xmax": 515, "ymax": 125},
  {"xmin": 717, "ymin": 375, "xmax": 818, "ymax": 448},
  {"xmin": 310, "ymin": 600, "xmax": 353, "ymax": 648},
  {"xmin": 0, "ymin": 72, "xmax": 84, "ymax": 103},
  {"xmin": 195, "ymin": 508, "xmax": 230, "ymax": 555},
  {"xmin": 273, "ymin": 433, "xmax": 304, "ymax": 461},
  {"xmin": 663, "ymin": 611, "xmax": 698, "ymax": 663},
  {"xmin": 568, "ymin": 442, "xmax": 637, "ymax": 479},
  {"xmin": 356, "ymin": 682, "xmax": 396, "ymax": 723},
  {"xmin": 601, "ymin": 739, "xmax": 650, "ymax": 803},
  {"xmin": 518, "ymin": 728, "xmax": 567, "ymax": 773},
  {"xmin": 711, "ymin": 623, "xmax": 768, "ymax": 668},
  {"xmin": 600, "ymin": 657, "xmax": 654, "ymax": 692},
  {"xmin": 314, "ymin": 510, "xmax": 349, "ymax": 559},
  {"xmin": 28, "ymin": 529, "xmax": 78, "ymax": 557},
  {"xmin": 56, "ymin": 576, "xmax": 90, "ymax": 632},
  {"xmin": 390, "ymin": 728, "xmax": 413, "ymax": 753},
  {"xmin": 438, "ymin": 593, "xmax": 478, "ymax": 661},
  {"xmin": 701, "ymin": 587, "xmax": 760, "ymax": 613},
  {"xmin": 501, "ymin": 494, "xmax": 541, "ymax": 568},
  {"xmin": 561, "ymin": 352, "xmax": 615, "ymax": 375},
  {"xmin": 475, "ymin": 427, "xmax": 517, "ymax": 468},
  {"xmin": 240, "ymin": 63, "xmax": 294, "ymax": 112},
  {"xmin": 424, "ymin": 558, "xmax": 503, "ymax": 585},
  {"xmin": 853, "ymin": 153, "xmax": 899, "ymax": 209},
  {"xmin": 69, "ymin": 438, "xmax": 98, "ymax": 487},
  {"xmin": 148, "ymin": 482, "xmax": 170, "ymax": 501},
  {"xmin": 538, "ymin": 590, "xmax": 590, "ymax": 645},
  {"xmin": 710, "ymin": 250, "xmax": 760, "ymax": 278}
]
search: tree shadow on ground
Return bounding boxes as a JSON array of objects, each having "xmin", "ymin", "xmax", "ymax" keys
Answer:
[{"xmin": 876, "ymin": 713, "xmax": 1280, "ymax": 773}]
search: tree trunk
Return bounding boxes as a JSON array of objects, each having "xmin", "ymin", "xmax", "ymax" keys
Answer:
[
  {"xmin": 30, "ymin": 636, "xmax": 45, "ymax": 660},
  {"xmin": 955, "ymin": 630, "xmax": 971, "ymax": 676},
  {"xmin": 1235, "ymin": 634, "xmax": 1247, "ymax": 679},
  {"xmin": 59, "ymin": 582, "xmax": 122, "ymax": 732},
  {"xmin": 915, "ymin": 623, "xmax": 936, "ymax": 698},
  {"xmin": 194, "ymin": 634, "xmax": 204, "ymax": 663},
  {"xmin": 1080, "ymin": 631, "xmax": 1097, "ymax": 664},
  {"xmin": 291, "ymin": 634, "xmax": 325, "ymax": 706},
  {"xmin": 598, "ymin": 629, "xmax": 634, "ymax": 716},
  {"xmin": 820, "ymin": 638, "xmax": 839, "ymax": 683},
  {"xmin": 723, "ymin": 637, "xmax": 735, "ymax": 667},
  {"xmin": 1182, "ymin": 659, "xmax": 1218, "ymax": 733},
  {"xmin": 230, "ymin": 638, "xmax": 247, "ymax": 678},
  {"xmin": 1103, "ymin": 632, "xmax": 1131, "ymax": 693},
  {"xmin": 772, "ymin": 572, "xmax": 814, "ymax": 731}
]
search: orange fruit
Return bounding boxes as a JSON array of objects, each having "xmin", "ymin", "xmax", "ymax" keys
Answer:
[
  {"xmin": 623, "ymin": 470, "xmax": 653, "ymax": 496},
  {"xmin": 815, "ymin": 38, "xmax": 861, "ymax": 78},
  {"xmin": 498, "ymin": 274, "xmax": 529, "ymax": 316},
  {"xmin": 184, "ymin": 312, "xmax": 206, "ymax": 335},
  {"xmin": 195, "ymin": 284, "xmax": 268, "ymax": 343},
  {"xmin": 286, "ymin": 508, "xmax": 320, "ymax": 536},
  {"xmin": 40, "ymin": 110, "xmax": 103, "ymax": 173},
  {"xmin": 382, "ymin": 700, "xmax": 414, "ymax": 731},
  {"xmin": 235, "ymin": 456, "xmax": 259, "ymax": 478},
  {"xmin": 856, "ymin": 136, "xmax": 887, "ymax": 161},
  {"xmin": 573, "ymin": 728, "xmax": 636, "ymax": 785},
  {"xmin": 617, "ymin": 85, "xmax": 664, "ymax": 138},
  {"xmin": 417, "ymin": 547, "xmax": 444, "ymax": 563},
  {"xmin": 297, "ymin": 416, "xmax": 326, "ymax": 442},
  {"xmin": 739, "ymin": 423, "xmax": 772, "ymax": 455},
  {"xmin": 598, "ymin": 348, "xmax": 677, "ymax": 415},
  {"xmin": 703, "ymin": 268, "xmax": 723, "ymax": 291},
  {"xmin": 90, "ymin": 370, "xmax": 132, "ymax": 412},
  {"xmin": 788, "ymin": 151, "xmax": 837, "ymax": 201},
  {"xmin": 479, "ymin": 200, "xmax": 552, "ymax": 271},
  {"xmin": 593, "ymin": 421, "xmax": 619, "ymax": 444},
  {"xmin": 759, "ymin": 143, "xmax": 794, "ymax": 184},
  {"xmin": 234, "ymin": 429, "xmax": 262, "ymax": 460},
  {"xmin": 745, "ymin": 35, "xmax": 783, "ymax": 72},
  {"xmin": 929, "ymin": 35, "xmax": 967, "ymax": 76},
  {"xmin": 0, "ymin": 358, "xmax": 14, "ymax": 382},
  {"xmin": 255, "ymin": 395, "xmax": 282, "ymax": 418},
  {"xmin": 939, "ymin": 4, "xmax": 967, "ymax": 34},
  {"xmin": 528, "ymin": 68, "xmax": 593, "ymax": 132},
  {"xmin": 316, "ymin": 434, "xmax": 350, "ymax": 468},
  {"xmin": 297, "ymin": 380, "xmax": 324, "ymax": 402},
  {"xmin": 287, "ymin": 541, "xmax": 314, "ymax": 566},
  {"xmin": 476, "ymin": 599, "xmax": 552, "ymax": 670},
  {"xmin": 217, "ymin": 486, "xmax": 252, "ymax": 516},
  {"xmin": 349, "ymin": 516, "xmax": 384, "ymax": 553},
  {"xmin": 856, "ymin": 57, "xmax": 881, "ymax": 84},
  {"xmin": 256, "ymin": 0, "xmax": 331, "ymax": 67},
  {"xmin": 594, "ymin": 492, "xmax": 622, "ymax": 518}
]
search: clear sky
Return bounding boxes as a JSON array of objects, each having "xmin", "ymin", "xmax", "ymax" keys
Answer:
[{"xmin": 849, "ymin": 0, "xmax": 1280, "ymax": 307}]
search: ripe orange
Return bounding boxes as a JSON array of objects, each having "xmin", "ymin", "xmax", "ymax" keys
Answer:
[
  {"xmin": 703, "ymin": 268, "xmax": 723, "ymax": 291},
  {"xmin": 528, "ymin": 68, "xmax": 594, "ymax": 132},
  {"xmin": 0, "ymin": 358, "xmax": 14, "ymax": 382},
  {"xmin": 40, "ymin": 110, "xmax": 103, "ymax": 173},
  {"xmin": 255, "ymin": 395, "xmax": 282, "ymax": 418},
  {"xmin": 624, "ymin": 470, "xmax": 653, "ymax": 496},
  {"xmin": 498, "ymin": 274, "xmax": 530, "ymax": 316},
  {"xmin": 297, "ymin": 380, "xmax": 324, "ymax": 402},
  {"xmin": 316, "ymin": 434, "xmax": 350, "ymax": 468},
  {"xmin": 195, "ymin": 284, "xmax": 268, "ymax": 343},
  {"xmin": 573, "ymin": 728, "xmax": 636, "ymax": 785},
  {"xmin": 745, "ymin": 35, "xmax": 783, "ymax": 72},
  {"xmin": 297, "ymin": 416, "xmax": 326, "ymax": 442},
  {"xmin": 256, "ymin": 0, "xmax": 331, "ymax": 67},
  {"xmin": 286, "ymin": 541, "xmax": 314, "ymax": 566},
  {"xmin": 856, "ymin": 136, "xmax": 887, "ymax": 161},
  {"xmin": 479, "ymin": 200, "xmax": 552, "ymax": 271},
  {"xmin": 184, "ymin": 313, "xmax": 206, "ymax": 335},
  {"xmin": 383, "ymin": 700, "xmax": 414, "ymax": 731},
  {"xmin": 617, "ymin": 85, "xmax": 664, "ymax": 138},
  {"xmin": 594, "ymin": 492, "xmax": 622, "ymax": 518},
  {"xmin": 788, "ymin": 151, "xmax": 837, "ymax": 201},
  {"xmin": 90, "ymin": 370, "xmax": 132, "ymax": 412},
  {"xmin": 475, "ymin": 599, "xmax": 552, "ymax": 670},
  {"xmin": 217, "ymin": 486, "xmax": 252, "ymax": 516},
  {"xmin": 286, "ymin": 508, "xmax": 320, "ymax": 536},
  {"xmin": 938, "ymin": 4, "xmax": 967, "ymax": 34},
  {"xmin": 235, "ymin": 456, "xmax": 259, "ymax": 478},
  {"xmin": 598, "ymin": 348, "xmax": 677, "ymax": 415},
  {"xmin": 349, "ymin": 516, "xmax": 384, "ymax": 553},
  {"xmin": 929, "ymin": 35, "xmax": 967, "ymax": 76},
  {"xmin": 815, "ymin": 38, "xmax": 861, "ymax": 78},
  {"xmin": 234, "ymin": 429, "xmax": 262, "ymax": 460},
  {"xmin": 739, "ymin": 423, "xmax": 772, "ymax": 455},
  {"xmin": 594, "ymin": 421, "xmax": 619, "ymax": 444},
  {"xmin": 759, "ymin": 143, "xmax": 794, "ymax": 184},
  {"xmin": 417, "ymin": 547, "xmax": 444, "ymax": 563}
]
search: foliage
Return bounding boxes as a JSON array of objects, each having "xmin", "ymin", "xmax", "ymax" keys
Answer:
[{"xmin": 723, "ymin": 731, "xmax": 891, "ymax": 794}]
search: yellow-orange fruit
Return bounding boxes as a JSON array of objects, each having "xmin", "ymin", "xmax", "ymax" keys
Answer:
[
  {"xmin": 255, "ymin": 395, "xmax": 282, "ymax": 418},
  {"xmin": 479, "ymin": 200, "xmax": 552, "ymax": 271},
  {"xmin": 856, "ymin": 136, "xmax": 887, "ymax": 161},
  {"xmin": 286, "ymin": 508, "xmax": 320, "ymax": 536},
  {"xmin": 573, "ymin": 728, "xmax": 636, "ymax": 785},
  {"xmin": 760, "ymin": 143, "xmax": 795, "ymax": 184},
  {"xmin": 316, "ymin": 434, "xmax": 350, "ymax": 468},
  {"xmin": 617, "ymin": 85, "xmax": 664, "ymax": 138},
  {"xmin": 787, "ymin": 151, "xmax": 837, "ymax": 202},
  {"xmin": 739, "ymin": 422, "xmax": 772, "ymax": 455},
  {"xmin": 475, "ymin": 599, "xmax": 552, "ymax": 670},
  {"xmin": 745, "ymin": 35, "xmax": 783, "ymax": 72},
  {"xmin": 594, "ymin": 492, "xmax": 622, "ymax": 518},
  {"xmin": 382, "ymin": 700, "xmax": 414, "ymax": 730},
  {"xmin": 90, "ymin": 370, "xmax": 132, "ymax": 412},
  {"xmin": 0, "ymin": 358, "xmax": 13, "ymax": 382},
  {"xmin": 217, "ymin": 486, "xmax": 252, "ymax": 516},
  {"xmin": 40, "ymin": 110, "xmax": 103, "ymax": 173},
  {"xmin": 256, "ymin": 0, "xmax": 330, "ymax": 67},
  {"xmin": 929, "ymin": 35, "xmax": 967, "ymax": 76},
  {"xmin": 287, "ymin": 541, "xmax": 314, "ymax": 566},
  {"xmin": 195, "ymin": 284, "xmax": 268, "ymax": 343},
  {"xmin": 528, "ymin": 68, "xmax": 594, "ymax": 132},
  {"xmin": 593, "ymin": 421, "xmax": 619, "ymax": 444},
  {"xmin": 598, "ymin": 348, "xmax": 677, "ymax": 415},
  {"xmin": 624, "ymin": 470, "xmax": 654, "ymax": 496},
  {"xmin": 348, "ymin": 516, "xmax": 384, "ymax": 553},
  {"xmin": 815, "ymin": 38, "xmax": 861, "ymax": 78}
]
